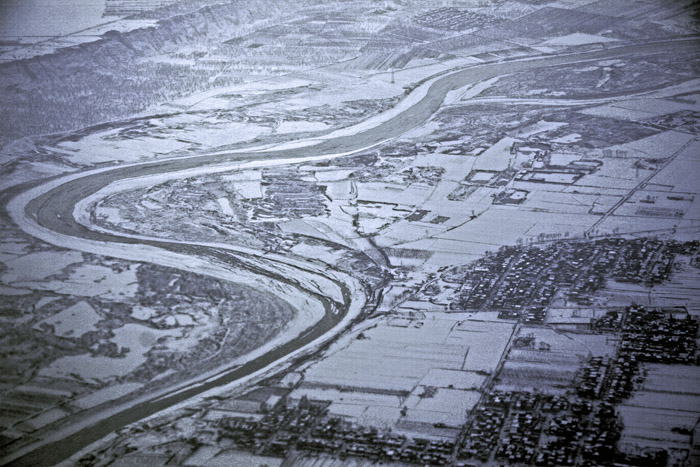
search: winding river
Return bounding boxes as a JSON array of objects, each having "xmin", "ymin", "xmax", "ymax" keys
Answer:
[{"xmin": 4, "ymin": 37, "xmax": 699, "ymax": 466}]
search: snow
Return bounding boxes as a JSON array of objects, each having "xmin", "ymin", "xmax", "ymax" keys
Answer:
[
  {"xmin": 22, "ymin": 408, "xmax": 70, "ymax": 431},
  {"xmin": 0, "ymin": 285, "xmax": 32, "ymax": 296},
  {"xmin": 0, "ymin": 0, "xmax": 106, "ymax": 37},
  {"xmin": 357, "ymin": 406, "xmax": 403, "ymax": 429},
  {"xmin": 173, "ymin": 79, "xmax": 313, "ymax": 107},
  {"xmin": 276, "ymin": 120, "xmax": 330, "ymax": 134},
  {"xmin": 354, "ymin": 181, "xmax": 432, "ymax": 212},
  {"xmin": 419, "ymin": 368, "xmax": 486, "ymax": 390},
  {"xmin": 36, "ymin": 297, "xmax": 61, "ymax": 309},
  {"xmin": 543, "ymin": 33, "xmax": 617, "ymax": 46},
  {"xmin": 526, "ymin": 191, "xmax": 613, "ymax": 215},
  {"xmin": 95, "ymin": 206, "xmax": 127, "ymax": 226},
  {"xmin": 0, "ymin": 161, "xmax": 70, "ymax": 192},
  {"xmin": 609, "ymin": 131, "xmax": 695, "ymax": 159},
  {"xmin": 518, "ymin": 120, "xmax": 567, "ymax": 138},
  {"xmin": 302, "ymin": 317, "xmax": 467, "ymax": 392},
  {"xmin": 297, "ymin": 313, "xmax": 514, "ymax": 417},
  {"xmin": 412, "ymin": 153, "xmax": 474, "ymax": 183},
  {"xmin": 408, "ymin": 387, "xmax": 480, "ymax": 422},
  {"xmin": 292, "ymin": 387, "xmax": 402, "ymax": 408},
  {"xmin": 444, "ymin": 77, "xmax": 500, "ymax": 105},
  {"xmin": 180, "ymin": 124, "xmax": 268, "ymax": 148},
  {"xmin": 324, "ymin": 180, "xmax": 353, "ymax": 201},
  {"xmin": 56, "ymin": 132, "xmax": 190, "ymax": 165},
  {"xmin": 549, "ymin": 153, "xmax": 582, "ymax": 166},
  {"xmin": 619, "ymin": 405, "xmax": 696, "ymax": 450},
  {"xmin": 12, "ymin": 162, "xmax": 364, "ymax": 419},
  {"xmin": 221, "ymin": 170, "xmax": 262, "ymax": 182},
  {"xmin": 470, "ymin": 171, "xmax": 494, "ymax": 182},
  {"xmin": 647, "ymin": 141, "xmax": 700, "ymax": 192},
  {"xmin": 0, "ymin": 241, "xmax": 28, "ymax": 255},
  {"xmin": 234, "ymin": 181, "xmax": 263, "ymax": 199},
  {"xmin": 203, "ymin": 450, "xmax": 283, "ymax": 467},
  {"xmin": 290, "ymin": 242, "xmax": 344, "ymax": 264},
  {"xmin": 616, "ymin": 98, "xmax": 698, "ymax": 117},
  {"xmin": 581, "ymin": 97, "xmax": 699, "ymax": 121},
  {"xmin": 248, "ymin": 58, "xmax": 476, "ymax": 154},
  {"xmin": 73, "ymin": 382, "xmax": 145, "ymax": 410},
  {"xmin": 183, "ymin": 446, "xmax": 220, "ymax": 466},
  {"xmin": 17, "ymin": 42, "xmax": 697, "ymax": 454},
  {"xmin": 639, "ymin": 364, "xmax": 700, "ymax": 395},
  {"xmin": 34, "ymin": 301, "xmax": 101, "ymax": 338},
  {"xmin": 216, "ymin": 198, "xmax": 234, "ymax": 217},
  {"xmin": 0, "ymin": 1, "xmax": 157, "ymax": 62},
  {"xmin": 36, "ymin": 263, "xmax": 140, "ymax": 300},
  {"xmin": 1, "ymin": 251, "xmax": 83, "ymax": 284},
  {"xmin": 131, "ymin": 305, "xmax": 158, "ymax": 321},
  {"xmin": 173, "ymin": 314, "xmax": 195, "ymax": 326},
  {"xmin": 472, "ymin": 137, "xmax": 515, "ymax": 172},
  {"xmin": 79, "ymin": 190, "xmax": 346, "ymax": 305},
  {"xmin": 435, "ymin": 207, "xmax": 595, "ymax": 253},
  {"xmin": 379, "ymin": 221, "xmax": 443, "ymax": 246},
  {"xmin": 312, "ymin": 169, "xmax": 355, "ymax": 182},
  {"xmin": 456, "ymin": 320, "xmax": 514, "ymax": 372},
  {"xmin": 41, "ymin": 324, "xmax": 178, "ymax": 382}
]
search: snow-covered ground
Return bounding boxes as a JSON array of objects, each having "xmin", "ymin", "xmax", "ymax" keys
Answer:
[
  {"xmin": 0, "ymin": 0, "xmax": 156, "ymax": 62},
  {"xmin": 1, "ymin": 250, "xmax": 83, "ymax": 283},
  {"xmin": 33, "ymin": 301, "xmax": 101, "ymax": 338},
  {"xmin": 41, "ymin": 324, "xmax": 179, "ymax": 382}
]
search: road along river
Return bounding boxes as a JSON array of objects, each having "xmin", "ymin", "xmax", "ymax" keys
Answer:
[{"xmin": 4, "ymin": 37, "xmax": 699, "ymax": 466}]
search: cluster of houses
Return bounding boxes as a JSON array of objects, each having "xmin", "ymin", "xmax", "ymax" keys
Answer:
[
  {"xmin": 620, "ymin": 306, "xmax": 698, "ymax": 365},
  {"xmin": 442, "ymin": 238, "xmax": 697, "ymax": 327}
]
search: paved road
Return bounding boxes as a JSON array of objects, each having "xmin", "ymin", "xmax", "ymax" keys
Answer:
[{"xmin": 6, "ymin": 37, "xmax": 699, "ymax": 466}]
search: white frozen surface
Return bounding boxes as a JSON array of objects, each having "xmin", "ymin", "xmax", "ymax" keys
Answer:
[
  {"xmin": 473, "ymin": 137, "xmax": 516, "ymax": 171},
  {"xmin": 216, "ymin": 198, "xmax": 235, "ymax": 217},
  {"xmin": 41, "ymin": 324, "xmax": 178, "ymax": 382},
  {"xmin": 2, "ymin": 251, "xmax": 83, "ymax": 283},
  {"xmin": 34, "ymin": 301, "xmax": 101, "ymax": 338},
  {"xmin": 26, "ymin": 263, "xmax": 140, "ymax": 300},
  {"xmin": 0, "ymin": 285, "xmax": 32, "ymax": 295},
  {"xmin": 543, "ymin": 33, "xmax": 617, "ymax": 46},
  {"xmin": 0, "ymin": 0, "xmax": 106, "ymax": 37},
  {"xmin": 22, "ymin": 408, "xmax": 70, "ymax": 431},
  {"xmin": 57, "ymin": 133, "xmax": 191, "ymax": 165},
  {"xmin": 131, "ymin": 305, "xmax": 158, "ymax": 321},
  {"xmin": 276, "ymin": 121, "xmax": 330, "ymax": 134},
  {"xmin": 73, "ymin": 383, "xmax": 145, "ymax": 410}
]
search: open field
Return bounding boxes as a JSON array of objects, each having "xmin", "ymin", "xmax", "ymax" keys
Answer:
[
  {"xmin": 619, "ymin": 365, "xmax": 700, "ymax": 459},
  {"xmin": 495, "ymin": 326, "xmax": 617, "ymax": 395},
  {"xmin": 290, "ymin": 313, "xmax": 514, "ymax": 438}
]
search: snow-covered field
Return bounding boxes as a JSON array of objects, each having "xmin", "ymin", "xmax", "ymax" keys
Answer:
[
  {"xmin": 40, "ymin": 324, "xmax": 179, "ymax": 382},
  {"xmin": 472, "ymin": 137, "xmax": 515, "ymax": 172},
  {"xmin": 3, "ymin": 7, "xmax": 700, "ymax": 462},
  {"xmin": 404, "ymin": 387, "xmax": 480, "ymax": 427},
  {"xmin": 33, "ymin": 301, "xmax": 101, "ymax": 338},
  {"xmin": 495, "ymin": 326, "xmax": 614, "ymax": 394},
  {"xmin": 290, "ymin": 312, "xmax": 513, "ymax": 435},
  {"xmin": 607, "ymin": 131, "xmax": 696, "ymax": 159},
  {"xmin": 1, "ymin": 251, "xmax": 83, "ymax": 283},
  {"xmin": 543, "ymin": 33, "xmax": 617, "ymax": 46},
  {"xmin": 73, "ymin": 383, "xmax": 145, "ymax": 410},
  {"xmin": 619, "ymin": 365, "xmax": 700, "ymax": 452},
  {"xmin": 580, "ymin": 98, "xmax": 699, "ymax": 121}
]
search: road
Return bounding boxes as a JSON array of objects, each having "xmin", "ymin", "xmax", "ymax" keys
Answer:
[
  {"xmin": 585, "ymin": 135, "xmax": 699, "ymax": 236},
  {"xmin": 4, "ymin": 37, "xmax": 699, "ymax": 466}
]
